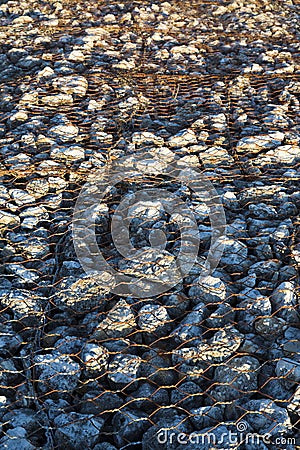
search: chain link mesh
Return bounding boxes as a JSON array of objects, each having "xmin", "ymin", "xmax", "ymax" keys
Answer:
[{"xmin": 0, "ymin": 0, "xmax": 300, "ymax": 448}]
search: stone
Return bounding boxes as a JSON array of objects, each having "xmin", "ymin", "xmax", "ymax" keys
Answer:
[
  {"xmin": 132, "ymin": 131, "xmax": 164, "ymax": 146},
  {"xmin": 170, "ymin": 381, "xmax": 203, "ymax": 410},
  {"xmin": 137, "ymin": 303, "xmax": 171, "ymax": 342},
  {"xmin": 219, "ymin": 238, "xmax": 249, "ymax": 273},
  {"xmin": 2, "ymin": 408, "xmax": 47, "ymax": 438},
  {"xmin": 26, "ymin": 179, "xmax": 49, "ymax": 198},
  {"xmin": 138, "ymin": 350, "xmax": 176, "ymax": 387},
  {"xmin": 161, "ymin": 293, "xmax": 190, "ymax": 319},
  {"xmin": 118, "ymin": 248, "xmax": 181, "ymax": 295},
  {"xmin": 54, "ymin": 412, "xmax": 104, "ymax": 449},
  {"xmin": 112, "ymin": 407, "xmax": 150, "ymax": 447},
  {"xmin": 0, "ymin": 211, "xmax": 20, "ymax": 234},
  {"xmin": 81, "ymin": 343, "xmax": 109, "ymax": 376},
  {"xmin": 209, "ymin": 356, "xmax": 260, "ymax": 402},
  {"xmin": 49, "ymin": 124, "xmax": 79, "ymax": 143},
  {"xmin": 276, "ymin": 358, "xmax": 300, "ymax": 384},
  {"xmin": 54, "ymin": 272, "xmax": 115, "ymax": 313},
  {"xmin": 0, "ymin": 326, "xmax": 22, "ymax": 357},
  {"xmin": 52, "ymin": 75, "xmax": 88, "ymax": 96},
  {"xmin": 248, "ymin": 202, "xmax": 277, "ymax": 219},
  {"xmin": 125, "ymin": 383, "xmax": 169, "ymax": 413},
  {"xmin": 188, "ymin": 276, "xmax": 226, "ymax": 304},
  {"xmin": 236, "ymin": 132, "xmax": 284, "ymax": 154},
  {"xmin": 271, "ymin": 281, "xmax": 299, "ymax": 323},
  {"xmin": 92, "ymin": 299, "xmax": 136, "ymax": 340},
  {"xmin": 79, "ymin": 390, "xmax": 123, "ymax": 416},
  {"xmin": 190, "ymin": 405, "xmax": 223, "ymax": 430},
  {"xmin": 205, "ymin": 303, "xmax": 235, "ymax": 328},
  {"xmin": 237, "ymin": 289, "xmax": 272, "ymax": 333},
  {"xmin": 287, "ymin": 386, "xmax": 300, "ymax": 418},
  {"xmin": 168, "ymin": 129, "xmax": 197, "ymax": 148},
  {"xmin": 6, "ymin": 263, "xmax": 39, "ymax": 285},
  {"xmin": 0, "ymin": 359, "xmax": 20, "ymax": 396},
  {"xmin": 7, "ymin": 48, "xmax": 28, "ymax": 63},
  {"xmin": 171, "ymin": 303, "xmax": 205, "ymax": 345},
  {"xmin": 68, "ymin": 50, "xmax": 86, "ymax": 62},
  {"xmin": 9, "ymin": 189, "xmax": 35, "ymax": 206},
  {"xmin": 248, "ymin": 260, "xmax": 281, "ymax": 281},
  {"xmin": 199, "ymin": 147, "xmax": 234, "ymax": 169},
  {"xmin": 108, "ymin": 354, "xmax": 142, "ymax": 391},
  {"xmin": 142, "ymin": 413, "xmax": 192, "ymax": 450},
  {"xmin": 34, "ymin": 353, "xmax": 80, "ymax": 396},
  {"xmin": 0, "ymin": 289, "xmax": 43, "ymax": 329},
  {"xmin": 0, "ymin": 427, "xmax": 35, "ymax": 450},
  {"xmin": 241, "ymin": 399, "xmax": 293, "ymax": 436},
  {"xmin": 51, "ymin": 145, "xmax": 85, "ymax": 162},
  {"xmin": 41, "ymin": 94, "xmax": 73, "ymax": 107}
]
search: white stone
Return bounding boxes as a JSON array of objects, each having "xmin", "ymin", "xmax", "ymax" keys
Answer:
[
  {"xmin": 52, "ymin": 75, "xmax": 88, "ymax": 96},
  {"xmin": 51, "ymin": 145, "xmax": 84, "ymax": 161}
]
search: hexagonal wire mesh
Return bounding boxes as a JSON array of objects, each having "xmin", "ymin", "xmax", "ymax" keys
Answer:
[{"xmin": 0, "ymin": 0, "xmax": 300, "ymax": 448}]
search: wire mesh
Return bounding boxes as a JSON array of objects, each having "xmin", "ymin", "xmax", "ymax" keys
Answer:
[{"xmin": 0, "ymin": 0, "xmax": 300, "ymax": 449}]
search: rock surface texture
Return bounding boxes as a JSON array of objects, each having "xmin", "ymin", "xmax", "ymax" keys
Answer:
[{"xmin": 0, "ymin": 0, "xmax": 299, "ymax": 448}]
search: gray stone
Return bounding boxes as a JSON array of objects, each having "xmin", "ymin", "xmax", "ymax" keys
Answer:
[
  {"xmin": 54, "ymin": 335, "xmax": 83, "ymax": 355},
  {"xmin": 52, "ymin": 75, "xmax": 88, "ymax": 96},
  {"xmin": 237, "ymin": 289, "xmax": 272, "ymax": 333},
  {"xmin": 9, "ymin": 189, "xmax": 35, "ymax": 206},
  {"xmin": 54, "ymin": 272, "xmax": 115, "ymax": 313},
  {"xmin": 209, "ymin": 356, "xmax": 260, "ymax": 402},
  {"xmin": 34, "ymin": 353, "xmax": 80, "ymax": 396},
  {"xmin": 188, "ymin": 275, "xmax": 226, "ymax": 304},
  {"xmin": 248, "ymin": 260, "xmax": 281, "ymax": 281},
  {"xmin": 79, "ymin": 390, "xmax": 123, "ymax": 416},
  {"xmin": 161, "ymin": 293, "xmax": 190, "ymax": 319},
  {"xmin": 125, "ymin": 383, "xmax": 169, "ymax": 412},
  {"xmin": 170, "ymin": 381, "xmax": 203, "ymax": 410},
  {"xmin": 54, "ymin": 412, "xmax": 104, "ymax": 449},
  {"xmin": 94, "ymin": 444, "xmax": 117, "ymax": 450},
  {"xmin": 137, "ymin": 304, "xmax": 171, "ymax": 342},
  {"xmin": 0, "ymin": 211, "xmax": 20, "ymax": 234},
  {"xmin": 171, "ymin": 303, "xmax": 205, "ymax": 345},
  {"xmin": 0, "ymin": 289, "xmax": 43, "ymax": 328},
  {"xmin": 26, "ymin": 179, "xmax": 49, "ymax": 198},
  {"xmin": 41, "ymin": 94, "xmax": 73, "ymax": 107},
  {"xmin": 142, "ymin": 413, "xmax": 191, "ymax": 450},
  {"xmin": 242, "ymin": 399, "xmax": 293, "ymax": 436},
  {"xmin": 219, "ymin": 238, "xmax": 249, "ymax": 273},
  {"xmin": 0, "ymin": 359, "xmax": 20, "ymax": 396},
  {"xmin": 248, "ymin": 202, "xmax": 277, "ymax": 219},
  {"xmin": 132, "ymin": 131, "xmax": 164, "ymax": 146},
  {"xmin": 287, "ymin": 386, "xmax": 300, "ymax": 417},
  {"xmin": 271, "ymin": 281, "xmax": 299, "ymax": 323},
  {"xmin": 138, "ymin": 350, "xmax": 176, "ymax": 387},
  {"xmin": 0, "ymin": 326, "xmax": 22, "ymax": 356},
  {"xmin": 51, "ymin": 145, "xmax": 85, "ymax": 162},
  {"xmin": 276, "ymin": 358, "xmax": 300, "ymax": 384},
  {"xmin": 190, "ymin": 405, "xmax": 223, "ymax": 430},
  {"xmin": 236, "ymin": 132, "xmax": 284, "ymax": 154},
  {"xmin": 49, "ymin": 123, "xmax": 79, "ymax": 143},
  {"xmin": 205, "ymin": 303, "xmax": 235, "ymax": 328},
  {"xmin": 92, "ymin": 299, "xmax": 136, "ymax": 340},
  {"xmin": 81, "ymin": 343, "xmax": 109, "ymax": 376},
  {"xmin": 108, "ymin": 354, "xmax": 142, "ymax": 390},
  {"xmin": 0, "ymin": 427, "xmax": 35, "ymax": 450},
  {"xmin": 168, "ymin": 129, "xmax": 197, "ymax": 148},
  {"xmin": 112, "ymin": 407, "xmax": 150, "ymax": 447},
  {"xmin": 2, "ymin": 408, "xmax": 47, "ymax": 438}
]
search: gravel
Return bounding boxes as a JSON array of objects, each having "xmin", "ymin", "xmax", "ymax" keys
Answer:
[{"xmin": 0, "ymin": 0, "xmax": 299, "ymax": 448}]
